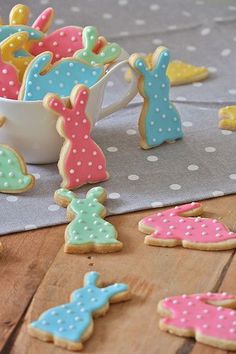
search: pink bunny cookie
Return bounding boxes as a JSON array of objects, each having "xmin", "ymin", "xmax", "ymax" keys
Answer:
[
  {"xmin": 44, "ymin": 84, "xmax": 109, "ymax": 190},
  {"xmin": 30, "ymin": 25, "xmax": 106, "ymax": 63},
  {"xmin": 0, "ymin": 53, "xmax": 21, "ymax": 99},
  {"xmin": 158, "ymin": 292, "xmax": 236, "ymax": 351},
  {"xmin": 139, "ymin": 202, "xmax": 236, "ymax": 250}
]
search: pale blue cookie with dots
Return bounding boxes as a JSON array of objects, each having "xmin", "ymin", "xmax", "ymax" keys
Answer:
[
  {"xmin": 20, "ymin": 52, "xmax": 104, "ymax": 101},
  {"xmin": 0, "ymin": 26, "xmax": 43, "ymax": 57},
  {"xmin": 28, "ymin": 271, "xmax": 130, "ymax": 351},
  {"xmin": 129, "ymin": 46, "xmax": 183, "ymax": 149}
]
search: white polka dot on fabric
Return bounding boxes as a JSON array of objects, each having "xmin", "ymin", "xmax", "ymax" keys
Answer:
[
  {"xmin": 228, "ymin": 89, "xmax": 236, "ymax": 95},
  {"xmin": 192, "ymin": 82, "xmax": 203, "ymax": 87},
  {"xmin": 149, "ymin": 4, "xmax": 160, "ymax": 11},
  {"xmin": 103, "ymin": 13, "xmax": 112, "ymax": 19},
  {"xmin": 70, "ymin": 6, "xmax": 80, "ymax": 12},
  {"xmin": 48, "ymin": 204, "xmax": 60, "ymax": 211},
  {"xmin": 182, "ymin": 11, "xmax": 191, "ymax": 16},
  {"xmin": 229, "ymin": 174, "xmax": 236, "ymax": 180},
  {"xmin": 118, "ymin": 0, "xmax": 128, "ymax": 5},
  {"xmin": 108, "ymin": 192, "xmax": 120, "ymax": 199},
  {"xmin": 40, "ymin": 0, "xmax": 49, "ymax": 4},
  {"xmin": 151, "ymin": 201, "xmax": 163, "ymax": 208},
  {"xmin": 119, "ymin": 31, "xmax": 129, "ymax": 36},
  {"xmin": 152, "ymin": 38, "xmax": 163, "ymax": 45},
  {"xmin": 186, "ymin": 45, "xmax": 196, "ymax": 51},
  {"xmin": 32, "ymin": 173, "xmax": 41, "ymax": 179},
  {"xmin": 182, "ymin": 121, "xmax": 193, "ymax": 127},
  {"xmin": 221, "ymin": 49, "xmax": 231, "ymax": 57},
  {"xmin": 24, "ymin": 224, "xmax": 37, "ymax": 230},
  {"xmin": 147, "ymin": 155, "xmax": 158, "ymax": 162},
  {"xmin": 55, "ymin": 19, "xmax": 64, "ymax": 25},
  {"xmin": 126, "ymin": 129, "xmax": 136, "ymax": 135},
  {"xmin": 128, "ymin": 174, "xmax": 139, "ymax": 181},
  {"xmin": 201, "ymin": 28, "xmax": 211, "ymax": 36},
  {"xmin": 169, "ymin": 184, "xmax": 182, "ymax": 190},
  {"xmin": 175, "ymin": 96, "xmax": 187, "ymax": 101},
  {"xmin": 221, "ymin": 130, "xmax": 232, "ymax": 135},
  {"xmin": 6, "ymin": 196, "xmax": 18, "ymax": 202},
  {"xmin": 228, "ymin": 5, "xmax": 236, "ymax": 10},
  {"xmin": 107, "ymin": 81, "xmax": 114, "ymax": 87},
  {"xmin": 208, "ymin": 66, "xmax": 217, "ymax": 73},
  {"xmin": 135, "ymin": 19, "xmax": 146, "ymax": 25},
  {"xmin": 107, "ymin": 146, "xmax": 118, "ymax": 152},
  {"xmin": 188, "ymin": 164, "xmax": 199, "ymax": 171},
  {"xmin": 168, "ymin": 25, "xmax": 177, "ymax": 30},
  {"xmin": 205, "ymin": 146, "xmax": 216, "ymax": 152},
  {"xmin": 212, "ymin": 191, "xmax": 224, "ymax": 197}
]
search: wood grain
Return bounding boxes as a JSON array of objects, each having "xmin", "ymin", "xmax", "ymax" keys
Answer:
[{"xmin": 4, "ymin": 195, "xmax": 235, "ymax": 354}]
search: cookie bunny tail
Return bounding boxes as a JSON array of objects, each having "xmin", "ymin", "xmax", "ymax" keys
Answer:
[
  {"xmin": 32, "ymin": 7, "xmax": 54, "ymax": 33},
  {"xmin": 86, "ymin": 186, "xmax": 107, "ymax": 203},
  {"xmin": 54, "ymin": 188, "xmax": 78, "ymax": 208}
]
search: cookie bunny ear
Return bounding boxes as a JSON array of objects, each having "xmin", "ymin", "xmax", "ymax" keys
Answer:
[
  {"xmin": 152, "ymin": 46, "xmax": 170, "ymax": 74},
  {"xmin": 25, "ymin": 51, "xmax": 52, "ymax": 76},
  {"xmin": 9, "ymin": 4, "xmax": 30, "ymax": 25},
  {"xmin": 32, "ymin": 7, "xmax": 54, "ymax": 33},
  {"xmin": 70, "ymin": 84, "xmax": 89, "ymax": 112},
  {"xmin": 129, "ymin": 54, "xmax": 149, "ymax": 76},
  {"xmin": 43, "ymin": 92, "xmax": 67, "ymax": 117},
  {"xmin": 83, "ymin": 271, "xmax": 100, "ymax": 287},
  {"xmin": 86, "ymin": 186, "xmax": 107, "ymax": 203},
  {"xmin": 1, "ymin": 31, "xmax": 29, "ymax": 58},
  {"xmin": 54, "ymin": 188, "xmax": 78, "ymax": 207},
  {"xmin": 82, "ymin": 26, "xmax": 98, "ymax": 52}
]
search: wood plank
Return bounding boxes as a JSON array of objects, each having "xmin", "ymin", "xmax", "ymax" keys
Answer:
[
  {"xmin": 8, "ymin": 195, "xmax": 236, "ymax": 354},
  {"xmin": 0, "ymin": 225, "xmax": 65, "ymax": 353}
]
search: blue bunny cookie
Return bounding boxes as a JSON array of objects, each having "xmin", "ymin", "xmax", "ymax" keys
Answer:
[
  {"xmin": 19, "ymin": 52, "xmax": 104, "ymax": 101},
  {"xmin": 28, "ymin": 271, "xmax": 130, "ymax": 351},
  {"xmin": 129, "ymin": 47, "xmax": 183, "ymax": 149}
]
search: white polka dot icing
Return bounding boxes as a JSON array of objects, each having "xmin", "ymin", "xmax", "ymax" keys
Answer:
[
  {"xmin": 158, "ymin": 292, "xmax": 236, "ymax": 351},
  {"xmin": 129, "ymin": 47, "xmax": 183, "ymax": 149},
  {"xmin": 139, "ymin": 202, "xmax": 236, "ymax": 250},
  {"xmin": 21, "ymin": 52, "xmax": 103, "ymax": 101},
  {"xmin": 54, "ymin": 187, "xmax": 122, "ymax": 253},
  {"xmin": 29, "ymin": 272, "xmax": 129, "ymax": 350}
]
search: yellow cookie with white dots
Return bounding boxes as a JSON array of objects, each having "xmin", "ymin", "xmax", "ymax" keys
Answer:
[
  {"xmin": 219, "ymin": 105, "xmax": 236, "ymax": 131},
  {"xmin": 9, "ymin": 4, "xmax": 30, "ymax": 26},
  {"xmin": 0, "ymin": 31, "xmax": 34, "ymax": 81}
]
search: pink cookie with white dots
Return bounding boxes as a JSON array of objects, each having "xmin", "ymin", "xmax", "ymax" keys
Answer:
[
  {"xmin": 30, "ymin": 26, "xmax": 105, "ymax": 63},
  {"xmin": 0, "ymin": 53, "xmax": 21, "ymax": 99},
  {"xmin": 158, "ymin": 292, "xmax": 236, "ymax": 351},
  {"xmin": 43, "ymin": 84, "xmax": 109, "ymax": 190},
  {"xmin": 139, "ymin": 202, "xmax": 236, "ymax": 250}
]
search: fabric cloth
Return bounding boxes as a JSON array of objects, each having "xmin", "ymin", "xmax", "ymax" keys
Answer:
[{"xmin": 0, "ymin": 0, "xmax": 236, "ymax": 235}]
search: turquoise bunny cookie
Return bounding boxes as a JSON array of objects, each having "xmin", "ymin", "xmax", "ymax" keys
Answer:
[
  {"xmin": 54, "ymin": 187, "xmax": 123, "ymax": 254},
  {"xmin": 129, "ymin": 46, "xmax": 183, "ymax": 149},
  {"xmin": 29, "ymin": 271, "xmax": 130, "ymax": 351},
  {"xmin": 19, "ymin": 51, "xmax": 104, "ymax": 101}
]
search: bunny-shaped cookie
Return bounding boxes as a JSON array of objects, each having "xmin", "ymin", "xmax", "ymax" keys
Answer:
[
  {"xmin": 54, "ymin": 187, "xmax": 122, "ymax": 253},
  {"xmin": 30, "ymin": 25, "xmax": 106, "ymax": 63},
  {"xmin": 44, "ymin": 85, "xmax": 109, "ymax": 189},
  {"xmin": 75, "ymin": 26, "xmax": 121, "ymax": 66},
  {"xmin": 0, "ymin": 52, "xmax": 21, "ymax": 99},
  {"xmin": 19, "ymin": 52, "xmax": 104, "ymax": 101},
  {"xmin": 129, "ymin": 46, "xmax": 183, "ymax": 149},
  {"xmin": 158, "ymin": 292, "xmax": 236, "ymax": 351},
  {"xmin": 219, "ymin": 105, "xmax": 236, "ymax": 131},
  {"xmin": 29, "ymin": 271, "xmax": 130, "ymax": 351},
  {"xmin": 1, "ymin": 32, "xmax": 33, "ymax": 81}
]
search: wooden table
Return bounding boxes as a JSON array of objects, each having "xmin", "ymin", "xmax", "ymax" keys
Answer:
[{"xmin": 0, "ymin": 195, "xmax": 236, "ymax": 354}]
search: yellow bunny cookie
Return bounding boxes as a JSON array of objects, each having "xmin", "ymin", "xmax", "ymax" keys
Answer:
[
  {"xmin": 219, "ymin": 106, "xmax": 236, "ymax": 131},
  {"xmin": 1, "ymin": 32, "xmax": 33, "ymax": 81},
  {"xmin": 9, "ymin": 4, "xmax": 30, "ymax": 25}
]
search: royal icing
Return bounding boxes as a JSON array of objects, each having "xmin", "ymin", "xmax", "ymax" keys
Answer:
[
  {"xmin": 167, "ymin": 60, "xmax": 209, "ymax": 86},
  {"xmin": 219, "ymin": 105, "xmax": 236, "ymax": 131},
  {"xmin": 32, "ymin": 7, "xmax": 54, "ymax": 33},
  {"xmin": 0, "ymin": 53, "xmax": 21, "ymax": 99},
  {"xmin": 54, "ymin": 187, "xmax": 122, "ymax": 253},
  {"xmin": 0, "ymin": 118, "xmax": 34, "ymax": 193},
  {"xmin": 9, "ymin": 4, "xmax": 30, "ymax": 26},
  {"xmin": 1, "ymin": 32, "xmax": 33, "ymax": 81},
  {"xmin": 30, "ymin": 25, "xmax": 105, "ymax": 63},
  {"xmin": 158, "ymin": 293, "xmax": 236, "ymax": 350},
  {"xmin": 129, "ymin": 47, "xmax": 183, "ymax": 149},
  {"xmin": 44, "ymin": 85, "xmax": 108, "ymax": 189},
  {"xmin": 139, "ymin": 202, "xmax": 236, "ymax": 250},
  {"xmin": 20, "ymin": 52, "xmax": 103, "ymax": 101},
  {"xmin": 75, "ymin": 26, "xmax": 121, "ymax": 66},
  {"xmin": 29, "ymin": 272, "xmax": 129, "ymax": 350}
]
